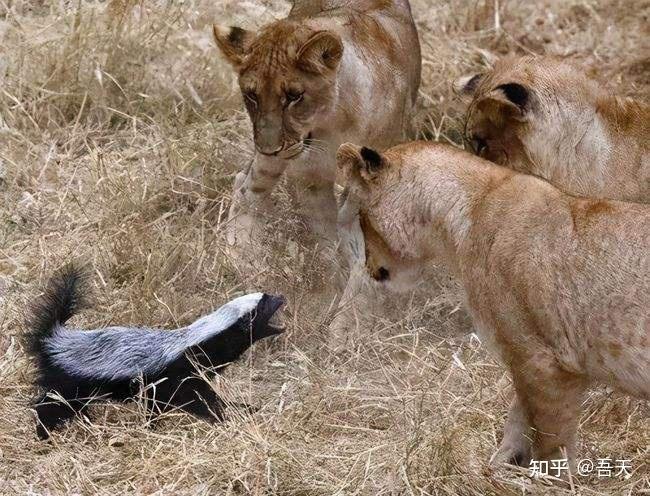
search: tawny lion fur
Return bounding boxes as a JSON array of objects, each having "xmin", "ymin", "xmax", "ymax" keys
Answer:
[
  {"xmin": 456, "ymin": 56, "xmax": 650, "ymax": 203},
  {"xmin": 213, "ymin": 0, "xmax": 421, "ymax": 254},
  {"xmin": 337, "ymin": 140, "xmax": 650, "ymax": 467}
]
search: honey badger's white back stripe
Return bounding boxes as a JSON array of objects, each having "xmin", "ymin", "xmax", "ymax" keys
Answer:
[{"xmin": 44, "ymin": 293, "xmax": 264, "ymax": 381}]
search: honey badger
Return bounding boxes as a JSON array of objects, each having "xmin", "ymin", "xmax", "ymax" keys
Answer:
[{"xmin": 27, "ymin": 265, "xmax": 285, "ymax": 439}]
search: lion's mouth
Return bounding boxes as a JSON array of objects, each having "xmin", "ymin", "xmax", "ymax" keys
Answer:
[{"xmin": 279, "ymin": 132, "xmax": 313, "ymax": 159}]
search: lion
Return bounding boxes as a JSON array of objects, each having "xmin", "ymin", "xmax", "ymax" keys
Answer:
[
  {"xmin": 212, "ymin": 0, "xmax": 421, "ymax": 262},
  {"xmin": 336, "ymin": 140, "xmax": 650, "ymax": 469},
  {"xmin": 455, "ymin": 56, "xmax": 650, "ymax": 203}
]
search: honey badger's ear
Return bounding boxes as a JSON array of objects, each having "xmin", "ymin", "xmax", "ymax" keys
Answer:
[
  {"xmin": 297, "ymin": 31, "xmax": 343, "ymax": 74},
  {"xmin": 213, "ymin": 25, "xmax": 255, "ymax": 68},
  {"xmin": 485, "ymin": 83, "xmax": 531, "ymax": 120},
  {"xmin": 337, "ymin": 143, "xmax": 385, "ymax": 182},
  {"xmin": 453, "ymin": 73, "xmax": 483, "ymax": 97}
]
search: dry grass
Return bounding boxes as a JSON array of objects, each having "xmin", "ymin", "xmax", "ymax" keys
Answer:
[{"xmin": 0, "ymin": 0, "xmax": 648, "ymax": 494}]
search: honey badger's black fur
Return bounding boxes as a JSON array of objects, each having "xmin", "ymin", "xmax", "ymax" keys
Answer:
[{"xmin": 27, "ymin": 265, "xmax": 285, "ymax": 439}]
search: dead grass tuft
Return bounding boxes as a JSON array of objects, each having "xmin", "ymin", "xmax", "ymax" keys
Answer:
[{"xmin": 0, "ymin": 0, "xmax": 648, "ymax": 494}]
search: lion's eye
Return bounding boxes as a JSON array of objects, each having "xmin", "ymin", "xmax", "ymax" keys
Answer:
[
  {"xmin": 285, "ymin": 91, "xmax": 304, "ymax": 105},
  {"xmin": 470, "ymin": 135, "xmax": 488, "ymax": 155},
  {"xmin": 243, "ymin": 91, "xmax": 258, "ymax": 106}
]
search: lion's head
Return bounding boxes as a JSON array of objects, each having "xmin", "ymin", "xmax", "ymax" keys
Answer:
[
  {"xmin": 454, "ymin": 56, "xmax": 603, "ymax": 174},
  {"xmin": 214, "ymin": 21, "xmax": 343, "ymax": 159},
  {"xmin": 336, "ymin": 143, "xmax": 433, "ymax": 290}
]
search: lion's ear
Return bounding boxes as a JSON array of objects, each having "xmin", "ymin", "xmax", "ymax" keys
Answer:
[
  {"xmin": 213, "ymin": 25, "xmax": 255, "ymax": 68},
  {"xmin": 484, "ymin": 83, "xmax": 531, "ymax": 121},
  {"xmin": 297, "ymin": 31, "xmax": 343, "ymax": 74},
  {"xmin": 337, "ymin": 143, "xmax": 385, "ymax": 182},
  {"xmin": 453, "ymin": 73, "xmax": 483, "ymax": 97}
]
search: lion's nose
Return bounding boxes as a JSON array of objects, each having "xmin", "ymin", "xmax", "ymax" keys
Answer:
[{"xmin": 254, "ymin": 116, "xmax": 284, "ymax": 156}]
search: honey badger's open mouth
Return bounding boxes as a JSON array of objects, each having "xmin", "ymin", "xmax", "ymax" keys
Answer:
[
  {"xmin": 266, "ymin": 294, "xmax": 286, "ymax": 332},
  {"xmin": 268, "ymin": 315, "xmax": 285, "ymax": 332}
]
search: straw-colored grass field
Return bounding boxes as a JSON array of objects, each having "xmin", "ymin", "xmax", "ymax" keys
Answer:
[{"xmin": 0, "ymin": 1, "xmax": 648, "ymax": 494}]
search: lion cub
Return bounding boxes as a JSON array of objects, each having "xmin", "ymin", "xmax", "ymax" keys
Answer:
[
  {"xmin": 455, "ymin": 56, "xmax": 649, "ymax": 203},
  {"xmin": 213, "ymin": 0, "xmax": 420, "ymax": 256},
  {"xmin": 337, "ymin": 140, "xmax": 650, "ymax": 467}
]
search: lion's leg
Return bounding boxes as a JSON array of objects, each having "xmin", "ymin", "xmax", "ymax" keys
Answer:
[
  {"xmin": 328, "ymin": 187, "xmax": 383, "ymax": 347},
  {"xmin": 226, "ymin": 155, "xmax": 287, "ymax": 269},
  {"xmin": 510, "ymin": 354, "xmax": 588, "ymax": 467},
  {"xmin": 298, "ymin": 182, "xmax": 338, "ymax": 247},
  {"xmin": 491, "ymin": 394, "xmax": 532, "ymax": 467},
  {"xmin": 330, "ymin": 266, "xmax": 386, "ymax": 347}
]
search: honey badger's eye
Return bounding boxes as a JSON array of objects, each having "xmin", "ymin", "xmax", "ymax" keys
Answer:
[{"xmin": 285, "ymin": 90, "xmax": 304, "ymax": 105}]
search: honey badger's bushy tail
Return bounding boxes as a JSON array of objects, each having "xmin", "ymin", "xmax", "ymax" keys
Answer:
[{"xmin": 25, "ymin": 264, "xmax": 87, "ymax": 359}]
